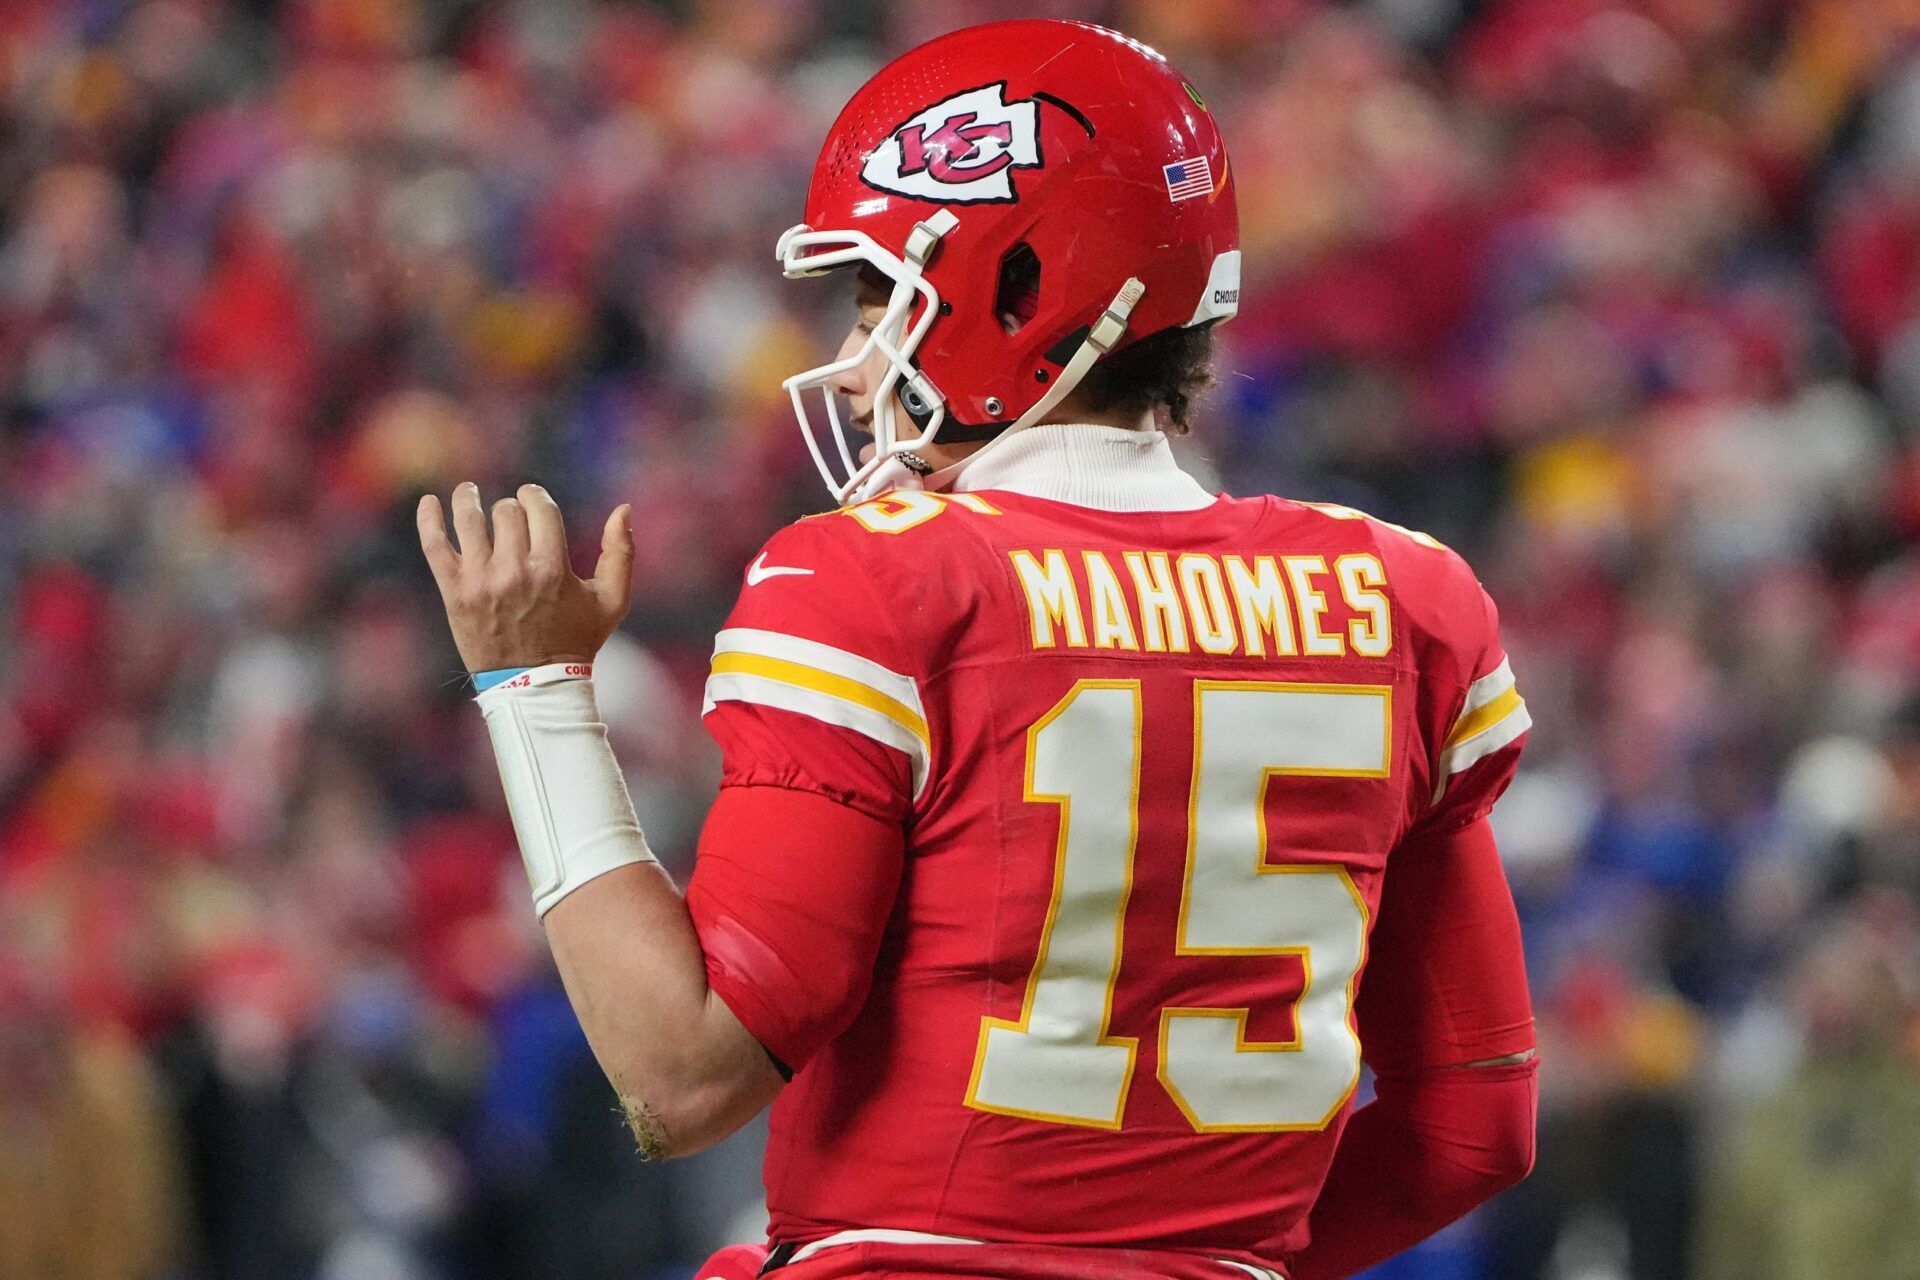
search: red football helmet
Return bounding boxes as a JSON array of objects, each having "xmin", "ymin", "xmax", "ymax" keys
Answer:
[{"xmin": 777, "ymin": 20, "xmax": 1241, "ymax": 503}]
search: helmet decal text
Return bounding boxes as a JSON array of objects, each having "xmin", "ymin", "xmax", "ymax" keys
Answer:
[{"xmin": 862, "ymin": 83, "xmax": 1042, "ymax": 205}]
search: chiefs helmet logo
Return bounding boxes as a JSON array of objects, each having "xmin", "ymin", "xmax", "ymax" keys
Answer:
[
  {"xmin": 899, "ymin": 113, "xmax": 1013, "ymax": 182},
  {"xmin": 863, "ymin": 83, "xmax": 1042, "ymax": 204}
]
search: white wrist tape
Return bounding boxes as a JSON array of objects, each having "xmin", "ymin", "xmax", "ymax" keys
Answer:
[{"xmin": 476, "ymin": 663, "xmax": 656, "ymax": 918}]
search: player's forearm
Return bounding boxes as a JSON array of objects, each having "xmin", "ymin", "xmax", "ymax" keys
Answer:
[
  {"xmin": 543, "ymin": 863, "xmax": 781, "ymax": 1157},
  {"xmin": 1288, "ymin": 1059, "xmax": 1537, "ymax": 1280},
  {"xmin": 476, "ymin": 669, "xmax": 779, "ymax": 1157},
  {"xmin": 418, "ymin": 490, "xmax": 782, "ymax": 1153}
]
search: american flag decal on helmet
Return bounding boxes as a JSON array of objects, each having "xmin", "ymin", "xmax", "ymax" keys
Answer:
[{"xmin": 1163, "ymin": 155, "xmax": 1213, "ymax": 202}]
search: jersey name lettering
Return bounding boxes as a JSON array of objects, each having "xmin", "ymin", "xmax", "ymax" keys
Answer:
[{"xmin": 1009, "ymin": 548, "xmax": 1392, "ymax": 660}]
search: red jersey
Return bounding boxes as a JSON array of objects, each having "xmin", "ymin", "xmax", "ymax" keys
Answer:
[{"xmin": 687, "ymin": 430, "xmax": 1531, "ymax": 1274}]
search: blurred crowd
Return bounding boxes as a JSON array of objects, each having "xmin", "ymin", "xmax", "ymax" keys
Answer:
[{"xmin": 4, "ymin": 0, "xmax": 1920, "ymax": 1277}]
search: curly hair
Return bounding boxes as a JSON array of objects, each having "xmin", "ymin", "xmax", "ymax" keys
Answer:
[{"xmin": 1070, "ymin": 323, "xmax": 1218, "ymax": 434}]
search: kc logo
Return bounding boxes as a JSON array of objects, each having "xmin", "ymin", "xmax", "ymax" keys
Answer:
[
  {"xmin": 899, "ymin": 113, "xmax": 1013, "ymax": 182},
  {"xmin": 863, "ymin": 83, "xmax": 1042, "ymax": 204}
]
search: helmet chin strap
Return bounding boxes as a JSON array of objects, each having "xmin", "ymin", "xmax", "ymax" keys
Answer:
[
  {"xmin": 853, "ymin": 452, "xmax": 933, "ymax": 497},
  {"xmin": 853, "ymin": 276, "xmax": 1147, "ymax": 501}
]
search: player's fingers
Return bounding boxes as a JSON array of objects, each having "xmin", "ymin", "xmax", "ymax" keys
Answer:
[
  {"xmin": 591, "ymin": 504, "xmax": 634, "ymax": 617},
  {"xmin": 416, "ymin": 494, "xmax": 460, "ymax": 589},
  {"xmin": 519, "ymin": 483, "xmax": 569, "ymax": 576},
  {"xmin": 450, "ymin": 482, "xmax": 491, "ymax": 561},
  {"xmin": 492, "ymin": 495, "xmax": 530, "ymax": 567}
]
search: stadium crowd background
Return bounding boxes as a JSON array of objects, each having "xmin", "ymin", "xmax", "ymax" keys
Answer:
[{"xmin": 4, "ymin": 0, "xmax": 1920, "ymax": 1276}]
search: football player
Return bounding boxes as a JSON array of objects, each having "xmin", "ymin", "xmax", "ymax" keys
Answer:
[{"xmin": 418, "ymin": 20, "xmax": 1536, "ymax": 1280}]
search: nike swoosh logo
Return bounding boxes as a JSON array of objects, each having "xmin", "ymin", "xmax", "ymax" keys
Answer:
[{"xmin": 745, "ymin": 553, "xmax": 815, "ymax": 587}]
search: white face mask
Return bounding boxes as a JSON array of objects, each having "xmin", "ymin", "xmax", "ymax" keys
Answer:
[
  {"xmin": 774, "ymin": 212, "xmax": 959, "ymax": 506},
  {"xmin": 775, "ymin": 208, "xmax": 1147, "ymax": 506}
]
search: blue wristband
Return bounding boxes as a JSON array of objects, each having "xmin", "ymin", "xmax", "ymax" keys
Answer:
[{"xmin": 472, "ymin": 666, "xmax": 532, "ymax": 693}]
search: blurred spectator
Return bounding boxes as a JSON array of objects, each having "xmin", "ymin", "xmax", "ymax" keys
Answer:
[
  {"xmin": 1695, "ymin": 907, "xmax": 1920, "ymax": 1280},
  {"xmin": 0, "ymin": 956, "xmax": 186, "ymax": 1280},
  {"xmin": 1483, "ymin": 952, "xmax": 1703, "ymax": 1280}
]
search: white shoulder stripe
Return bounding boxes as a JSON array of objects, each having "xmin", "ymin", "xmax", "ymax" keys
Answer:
[
  {"xmin": 1461, "ymin": 657, "xmax": 1515, "ymax": 715},
  {"xmin": 1432, "ymin": 700, "xmax": 1531, "ymax": 802},
  {"xmin": 704, "ymin": 673, "xmax": 929, "ymax": 799},
  {"xmin": 1433, "ymin": 657, "xmax": 1528, "ymax": 803},
  {"xmin": 712, "ymin": 628, "xmax": 924, "ymax": 719},
  {"xmin": 703, "ymin": 628, "xmax": 930, "ymax": 800},
  {"xmin": 1441, "ymin": 700, "xmax": 1530, "ymax": 775}
]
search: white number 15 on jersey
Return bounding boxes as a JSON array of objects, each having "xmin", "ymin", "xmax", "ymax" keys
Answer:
[{"xmin": 964, "ymin": 679, "xmax": 1387, "ymax": 1132}]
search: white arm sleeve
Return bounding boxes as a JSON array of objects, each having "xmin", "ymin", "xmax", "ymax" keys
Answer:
[{"xmin": 476, "ymin": 664, "xmax": 656, "ymax": 918}]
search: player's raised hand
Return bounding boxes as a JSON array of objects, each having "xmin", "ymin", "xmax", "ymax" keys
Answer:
[{"xmin": 417, "ymin": 482, "xmax": 634, "ymax": 674}]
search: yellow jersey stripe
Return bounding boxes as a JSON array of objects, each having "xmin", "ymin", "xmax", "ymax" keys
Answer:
[
  {"xmin": 1436, "ymin": 697, "xmax": 1531, "ymax": 794},
  {"xmin": 710, "ymin": 652, "xmax": 929, "ymax": 745},
  {"xmin": 1447, "ymin": 685, "xmax": 1523, "ymax": 749},
  {"xmin": 714, "ymin": 628, "xmax": 924, "ymax": 715}
]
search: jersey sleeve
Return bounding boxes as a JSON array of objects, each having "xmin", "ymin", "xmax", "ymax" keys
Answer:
[
  {"xmin": 1429, "ymin": 631, "xmax": 1528, "ymax": 830},
  {"xmin": 687, "ymin": 785, "xmax": 905, "ymax": 1072},
  {"xmin": 1405, "ymin": 546, "xmax": 1531, "ymax": 837},
  {"xmin": 701, "ymin": 518, "xmax": 930, "ymax": 825}
]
